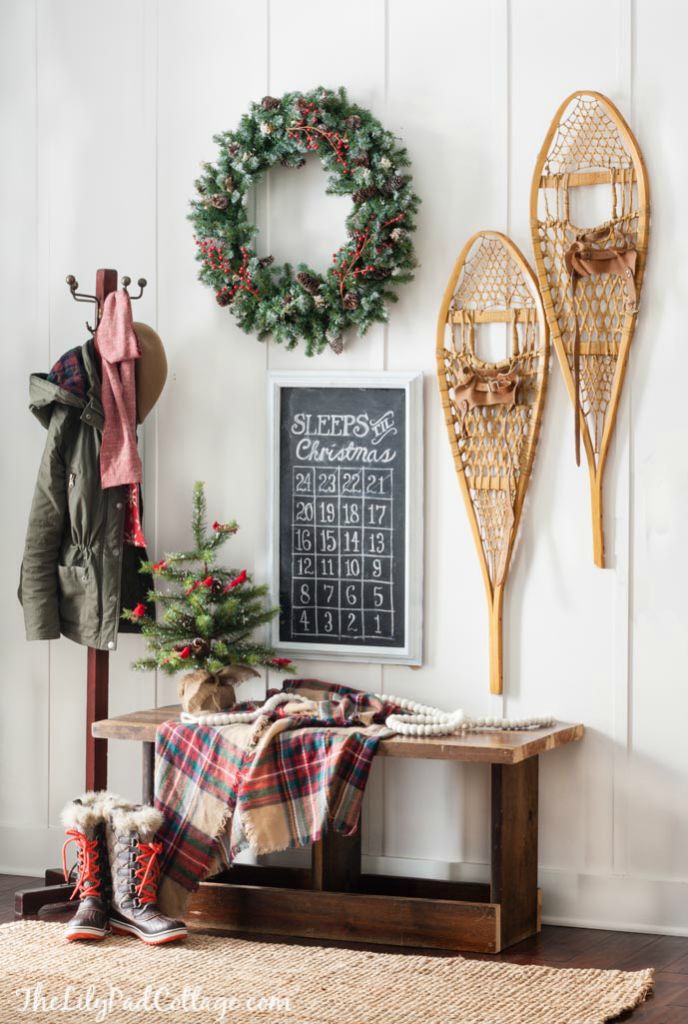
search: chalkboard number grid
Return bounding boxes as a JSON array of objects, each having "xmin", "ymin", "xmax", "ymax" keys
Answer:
[
  {"xmin": 291, "ymin": 466, "xmax": 395, "ymax": 642},
  {"xmin": 268, "ymin": 372, "xmax": 423, "ymax": 665}
]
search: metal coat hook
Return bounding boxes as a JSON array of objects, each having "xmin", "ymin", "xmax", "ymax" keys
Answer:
[
  {"xmin": 65, "ymin": 273, "xmax": 148, "ymax": 334},
  {"xmin": 121, "ymin": 275, "xmax": 148, "ymax": 301}
]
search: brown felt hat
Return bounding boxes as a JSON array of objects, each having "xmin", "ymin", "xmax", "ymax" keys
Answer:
[{"xmin": 134, "ymin": 322, "xmax": 167, "ymax": 423}]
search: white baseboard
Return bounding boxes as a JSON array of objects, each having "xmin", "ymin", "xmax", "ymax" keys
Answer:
[
  {"xmin": 362, "ymin": 854, "xmax": 688, "ymax": 937},
  {"xmin": 279, "ymin": 849, "xmax": 688, "ymax": 937},
  {"xmin": 4, "ymin": 824, "xmax": 688, "ymax": 937}
]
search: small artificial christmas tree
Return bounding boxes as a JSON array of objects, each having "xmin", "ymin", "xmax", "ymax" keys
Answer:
[{"xmin": 123, "ymin": 482, "xmax": 292, "ymax": 710}]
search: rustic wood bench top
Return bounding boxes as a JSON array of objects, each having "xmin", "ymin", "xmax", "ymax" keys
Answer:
[{"xmin": 92, "ymin": 704, "xmax": 583, "ymax": 764}]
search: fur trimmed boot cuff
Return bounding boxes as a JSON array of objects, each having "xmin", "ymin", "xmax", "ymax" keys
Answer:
[
  {"xmin": 109, "ymin": 805, "xmax": 163, "ymax": 842},
  {"xmin": 61, "ymin": 791, "xmax": 130, "ymax": 832}
]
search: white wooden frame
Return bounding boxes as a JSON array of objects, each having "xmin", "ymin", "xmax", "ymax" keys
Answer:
[{"xmin": 267, "ymin": 370, "xmax": 423, "ymax": 665}]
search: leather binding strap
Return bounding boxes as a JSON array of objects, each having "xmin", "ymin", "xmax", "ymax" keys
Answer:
[
  {"xmin": 452, "ymin": 364, "xmax": 519, "ymax": 433},
  {"xmin": 564, "ymin": 227, "xmax": 638, "ymax": 465},
  {"xmin": 450, "ymin": 308, "xmax": 519, "ymax": 433}
]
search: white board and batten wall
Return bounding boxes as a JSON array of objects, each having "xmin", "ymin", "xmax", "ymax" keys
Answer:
[{"xmin": 1, "ymin": 0, "xmax": 686, "ymax": 935}]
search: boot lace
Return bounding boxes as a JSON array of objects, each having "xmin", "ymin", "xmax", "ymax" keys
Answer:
[
  {"xmin": 62, "ymin": 829, "xmax": 102, "ymax": 901},
  {"xmin": 134, "ymin": 840, "xmax": 163, "ymax": 905}
]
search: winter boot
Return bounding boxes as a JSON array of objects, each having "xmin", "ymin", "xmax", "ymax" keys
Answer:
[
  {"xmin": 61, "ymin": 791, "xmax": 123, "ymax": 941},
  {"xmin": 107, "ymin": 805, "xmax": 187, "ymax": 945}
]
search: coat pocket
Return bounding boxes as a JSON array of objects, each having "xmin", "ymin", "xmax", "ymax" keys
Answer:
[{"xmin": 57, "ymin": 564, "xmax": 98, "ymax": 629}]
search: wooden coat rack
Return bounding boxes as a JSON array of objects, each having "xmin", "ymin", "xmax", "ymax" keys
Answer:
[
  {"xmin": 15, "ymin": 267, "xmax": 148, "ymax": 919},
  {"xmin": 67, "ymin": 267, "xmax": 147, "ymax": 790}
]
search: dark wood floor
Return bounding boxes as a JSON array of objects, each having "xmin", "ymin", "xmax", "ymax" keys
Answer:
[{"xmin": 3, "ymin": 874, "xmax": 687, "ymax": 1022}]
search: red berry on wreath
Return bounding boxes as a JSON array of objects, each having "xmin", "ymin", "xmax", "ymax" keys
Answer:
[{"xmin": 131, "ymin": 603, "xmax": 146, "ymax": 619}]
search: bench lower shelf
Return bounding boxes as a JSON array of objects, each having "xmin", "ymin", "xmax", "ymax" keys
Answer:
[{"xmin": 189, "ymin": 867, "xmax": 541, "ymax": 953}]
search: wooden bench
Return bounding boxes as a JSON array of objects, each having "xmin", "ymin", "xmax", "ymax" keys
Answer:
[
  {"xmin": 17, "ymin": 708, "xmax": 583, "ymax": 953},
  {"xmin": 97, "ymin": 707, "xmax": 583, "ymax": 952}
]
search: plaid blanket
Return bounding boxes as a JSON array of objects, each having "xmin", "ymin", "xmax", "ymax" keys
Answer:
[{"xmin": 155, "ymin": 680, "xmax": 401, "ymax": 917}]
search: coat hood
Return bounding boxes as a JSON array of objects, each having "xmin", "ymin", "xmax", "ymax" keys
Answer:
[{"xmin": 29, "ymin": 340, "xmax": 103, "ymax": 430}]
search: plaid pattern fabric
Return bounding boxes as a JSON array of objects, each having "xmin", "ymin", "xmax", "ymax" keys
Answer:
[
  {"xmin": 47, "ymin": 346, "xmax": 87, "ymax": 399},
  {"xmin": 155, "ymin": 680, "xmax": 401, "ymax": 909},
  {"xmin": 155, "ymin": 719, "xmax": 253, "ymax": 893}
]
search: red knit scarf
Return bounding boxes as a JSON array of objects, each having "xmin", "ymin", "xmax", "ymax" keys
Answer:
[{"xmin": 96, "ymin": 290, "xmax": 146, "ymax": 546}]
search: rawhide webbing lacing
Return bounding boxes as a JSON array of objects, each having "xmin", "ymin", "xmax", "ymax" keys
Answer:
[
  {"xmin": 531, "ymin": 92, "xmax": 648, "ymax": 486},
  {"xmin": 436, "ymin": 232, "xmax": 549, "ymax": 693},
  {"xmin": 564, "ymin": 226, "xmax": 638, "ymax": 465}
]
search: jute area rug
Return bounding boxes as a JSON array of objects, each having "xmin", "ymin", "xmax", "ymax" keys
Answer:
[{"xmin": 0, "ymin": 921, "xmax": 652, "ymax": 1024}]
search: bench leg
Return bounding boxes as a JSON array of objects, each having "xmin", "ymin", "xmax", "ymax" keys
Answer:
[
  {"xmin": 491, "ymin": 756, "xmax": 539, "ymax": 950},
  {"xmin": 311, "ymin": 825, "xmax": 361, "ymax": 892},
  {"xmin": 142, "ymin": 741, "xmax": 155, "ymax": 806}
]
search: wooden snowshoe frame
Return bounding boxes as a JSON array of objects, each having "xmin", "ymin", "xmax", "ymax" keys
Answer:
[
  {"xmin": 530, "ymin": 90, "xmax": 650, "ymax": 567},
  {"xmin": 436, "ymin": 231, "xmax": 549, "ymax": 695}
]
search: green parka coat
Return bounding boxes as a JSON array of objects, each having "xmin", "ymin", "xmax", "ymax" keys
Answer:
[{"xmin": 19, "ymin": 340, "xmax": 150, "ymax": 650}]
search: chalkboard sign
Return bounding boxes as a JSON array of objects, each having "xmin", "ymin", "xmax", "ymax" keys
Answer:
[{"xmin": 268, "ymin": 372, "xmax": 423, "ymax": 664}]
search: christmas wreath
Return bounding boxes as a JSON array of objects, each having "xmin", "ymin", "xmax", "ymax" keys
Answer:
[{"xmin": 189, "ymin": 87, "xmax": 420, "ymax": 355}]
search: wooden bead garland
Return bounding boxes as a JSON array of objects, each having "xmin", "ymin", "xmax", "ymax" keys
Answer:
[{"xmin": 182, "ymin": 690, "xmax": 554, "ymax": 737}]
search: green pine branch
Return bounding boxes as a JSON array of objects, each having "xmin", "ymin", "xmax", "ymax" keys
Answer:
[{"xmin": 125, "ymin": 482, "xmax": 292, "ymax": 679}]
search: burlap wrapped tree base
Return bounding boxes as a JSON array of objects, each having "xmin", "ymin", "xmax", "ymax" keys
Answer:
[{"xmin": 178, "ymin": 665, "xmax": 259, "ymax": 714}]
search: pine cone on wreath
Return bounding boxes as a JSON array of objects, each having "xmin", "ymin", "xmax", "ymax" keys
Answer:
[
  {"xmin": 226, "ymin": 142, "xmax": 240, "ymax": 157},
  {"xmin": 296, "ymin": 271, "xmax": 322, "ymax": 296},
  {"xmin": 261, "ymin": 96, "xmax": 280, "ymax": 110},
  {"xmin": 383, "ymin": 175, "xmax": 406, "ymax": 194},
  {"xmin": 345, "ymin": 114, "xmax": 362, "ymax": 130},
  {"xmin": 343, "ymin": 292, "xmax": 360, "ymax": 310},
  {"xmin": 210, "ymin": 194, "xmax": 229, "ymax": 210},
  {"xmin": 259, "ymin": 256, "xmax": 275, "ymax": 269},
  {"xmin": 352, "ymin": 186, "xmax": 378, "ymax": 204},
  {"xmin": 352, "ymin": 153, "xmax": 370, "ymax": 168},
  {"xmin": 223, "ymin": 175, "xmax": 235, "ymax": 192},
  {"xmin": 216, "ymin": 291, "xmax": 232, "ymax": 307},
  {"xmin": 211, "ymin": 579, "xmax": 224, "ymax": 596}
]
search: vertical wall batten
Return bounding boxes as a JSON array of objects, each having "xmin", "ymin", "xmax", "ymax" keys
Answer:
[{"xmin": 610, "ymin": 0, "xmax": 634, "ymax": 878}]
